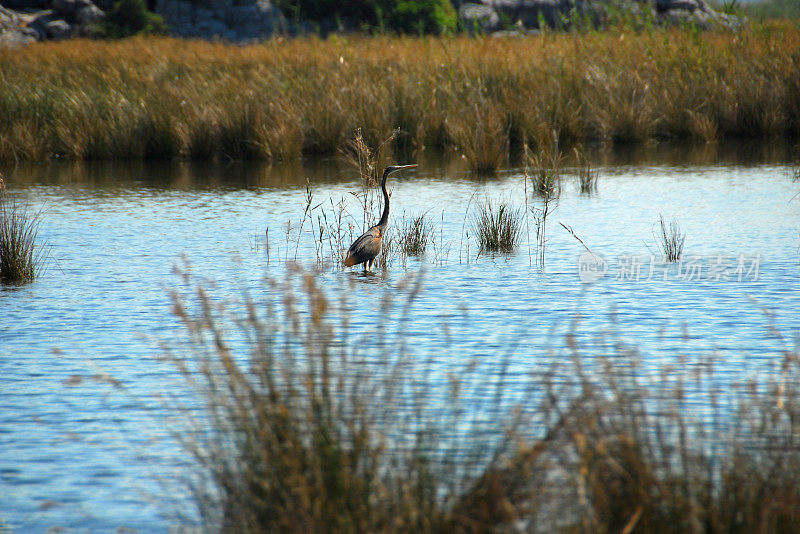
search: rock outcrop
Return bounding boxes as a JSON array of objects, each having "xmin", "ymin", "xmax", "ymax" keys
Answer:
[
  {"xmin": 153, "ymin": 0, "xmax": 287, "ymax": 41},
  {"xmin": 0, "ymin": 0, "xmax": 739, "ymax": 47},
  {"xmin": 1, "ymin": 0, "xmax": 108, "ymax": 42},
  {"xmin": 0, "ymin": 7, "xmax": 40, "ymax": 46},
  {"xmin": 0, "ymin": 0, "xmax": 288, "ymax": 45},
  {"xmin": 459, "ymin": 0, "xmax": 739, "ymax": 33}
]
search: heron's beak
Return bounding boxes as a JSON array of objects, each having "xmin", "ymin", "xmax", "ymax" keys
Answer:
[{"xmin": 396, "ymin": 164, "xmax": 418, "ymax": 171}]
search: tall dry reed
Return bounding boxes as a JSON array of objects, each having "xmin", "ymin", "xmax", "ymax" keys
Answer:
[
  {"xmin": 166, "ymin": 266, "xmax": 800, "ymax": 533},
  {"xmin": 167, "ymin": 265, "xmax": 549, "ymax": 532},
  {"xmin": 1, "ymin": 24, "xmax": 799, "ymax": 162}
]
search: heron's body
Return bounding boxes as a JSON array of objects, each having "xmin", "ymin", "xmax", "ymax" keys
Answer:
[
  {"xmin": 344, "ymin": 225, "xmax": 383, "ymax": 268},
  {"xmin": 344, "ymin": 164, "xmax": 416, "ymax": 270}
]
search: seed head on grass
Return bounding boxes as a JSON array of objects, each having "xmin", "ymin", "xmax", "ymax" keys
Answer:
[
  {"xmin": 655, "ymin": 214, "xmax": 685, "ymax": 262},
  {"xmin": 472, "ymin": 199, "xmax": 523, "ymax": 254},
  {"xmin": 0, "ymin": 180, "xmax": 46, "ymax": 285}
]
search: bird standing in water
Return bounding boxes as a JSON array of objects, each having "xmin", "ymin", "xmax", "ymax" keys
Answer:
[{"xmin": 344, "ymin": 164, "xmax": 417, "ymax": 270}]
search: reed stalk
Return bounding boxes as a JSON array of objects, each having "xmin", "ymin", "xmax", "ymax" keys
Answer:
[{"xmin": 656, "ymin": 214, "xmax": 686, "ymax": 262}]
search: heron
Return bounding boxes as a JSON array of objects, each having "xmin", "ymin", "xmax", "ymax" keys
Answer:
[{"xmin": 344, "ymin": 164, "xmax": 417, "ymax": 270}]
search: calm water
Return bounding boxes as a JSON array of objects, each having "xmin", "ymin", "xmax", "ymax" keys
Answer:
[{"xmin": 2, "ymin": 146, "xmax": 799, "ymax": 531}]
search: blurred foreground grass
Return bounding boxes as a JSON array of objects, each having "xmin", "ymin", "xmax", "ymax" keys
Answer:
[{"xmin": 168, "ymin": 266, "xmax": 800, "ymax": 533}]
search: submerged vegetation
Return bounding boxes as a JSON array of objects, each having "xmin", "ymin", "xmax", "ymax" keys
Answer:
[
  {"xmin": 170, "ymin": 266, "xmax": 800, "ymax": 533},
  {"xmin": 1, "ymin": 22, "xmax": 799, "ymax": 162},
  {"xmin": 0, "ymin": 177, "xmax": 46, "ymax": 284}
]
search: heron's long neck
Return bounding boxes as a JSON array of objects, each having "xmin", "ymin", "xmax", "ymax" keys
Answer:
[{"xmin": 377, "ymin": 171, "xmax": 390, "ymax": 229}]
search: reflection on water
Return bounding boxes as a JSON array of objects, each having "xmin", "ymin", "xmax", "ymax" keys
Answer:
[
  {"xmin": 4, "ymin": 139, "xmax": 797, "ymax": 191},
  {"xmin": 1, "ymin": 143, "xmax": 799, "ymax": 531}
]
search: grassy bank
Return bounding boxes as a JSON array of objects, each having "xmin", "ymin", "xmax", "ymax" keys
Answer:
[
  {"xmin": 170, "ymin": 267, "xmax": 800, "ymax": 532},
  {"xmin": 1, "ymin": 22, "xmax": 799, "ymax": 163}
]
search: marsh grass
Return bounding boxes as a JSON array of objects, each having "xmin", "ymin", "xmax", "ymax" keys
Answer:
[
  {"xmin": 472, "ymin": 199, "xmax": 523, "ymax": 254},
  {"xmin": 398, "ymin": 212, "xmax": 434, "ymax": 257},
  {"xmin": 655, "ymin": 214, "xmax": 686, "ymax": 262},
  {"xmin": 447, "ymin": 103, "xmax": 508, "ymax": 175},
  {"xmin": 526, "ymin": 139, "xmax": 563, "ymax": 200},
  {"xmin": 3, "ymin": 25, "xmax": 799, "ymax": 162},
  {"xmin": 574, "ymin": 147, "xmax": 598, "ymax": 194},
  {"xmin": 167, "ymin": 266, "xmax": 800, "ymax": 533},
  {"xmin": 168, "ymin": 266, "xmax": 549, "ymax": 532},
  {"xmin": 530, "ymin": 194, "xmax": 556, "ymax": 269},
  {"xmin": 0, "ymin": 179, "xmax": 46, "ymax": 284},
  {"xmin": 554, "ymin": 331, "xmax": 800, "ymax": 534}
]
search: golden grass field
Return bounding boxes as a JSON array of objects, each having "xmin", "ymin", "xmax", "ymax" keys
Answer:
[{"xmin": 0, "ymin": 22, "xmax": 798, "ymax": 167}]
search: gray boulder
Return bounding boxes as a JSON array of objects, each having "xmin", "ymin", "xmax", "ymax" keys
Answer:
[
  {"xmin": 43, "ymin": 18, "xmax": 73, "ymax": 39},
  {"xmin": 76, "ymin": 4, "xmax": 104, "ymax": 25},
  {"xmin": 154, "ymin": 0, "xmax": 287, "ymax": 41},
  {"xmin": 459, "ymin": 3, "xmax": 501, "ymax": 33},
  {"xmin": 0, "ymin": 7, "xmax": 40, "ymax": 46},
  {"xmin": 1, "ymin": 0, "xmax": 106, "ymax": 42},
  {"xmin": 458, "ymin": 0, "xmax": 738, "ymax": 32},
  {"xmin": 53, "ymin": 0, "xmax": 95, "ymax": 18}
]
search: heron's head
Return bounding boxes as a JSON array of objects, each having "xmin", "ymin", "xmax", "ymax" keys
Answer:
[{"xmin": 382, "ymin": 164, "xmax": 418, "ymax": 181}]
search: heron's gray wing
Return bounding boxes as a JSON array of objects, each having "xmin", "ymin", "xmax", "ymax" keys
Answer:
[{"xmin": 345, "ymin": 227, "xmax": 382, "ymax": 265}]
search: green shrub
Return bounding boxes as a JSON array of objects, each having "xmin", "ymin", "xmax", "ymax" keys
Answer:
[
  {"xmin": 388, "ymin": 0, "xmax": 457, "ymax": 34},
  {"xmin": 737, "ymin": 0, "xmax": 800, "ymax": 20},
  {"xmin": 97, "ymin": 0, "xmax": 168, "ymax": 39},
  {"xmin": 275, "ymin": 0, "xmax": 456, "ymax": 34}
]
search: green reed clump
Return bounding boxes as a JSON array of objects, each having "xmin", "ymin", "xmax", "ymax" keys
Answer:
[
  {"xmin": 398, "ymin": 213, "xmax": 434, "ymax": 257},
  {"xmin": 0, "ymin": 179, "xmax": 46, "ymax": 284},
  {"xmin": 656, "ymin": 214, "xmax": 686, "ymax": 262},
  {"xmin": 472, "ymin": 199, "xmax": 523, "ymax": 253}
]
